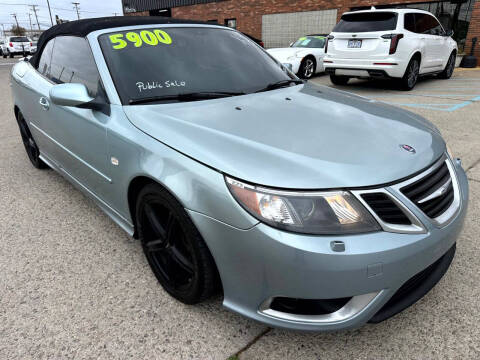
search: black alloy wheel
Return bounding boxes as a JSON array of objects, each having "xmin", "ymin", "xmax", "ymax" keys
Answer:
[
  {"xmin": 136, "ymin": 183, "xmax": 219, "ymax": 304},
  {"xmin": 16, "ymin": 112, "xmax": 48, "ymax": 169},
  {"xmin": 438, "ymin": 53, "xmax": 455, "ymax": 79}
]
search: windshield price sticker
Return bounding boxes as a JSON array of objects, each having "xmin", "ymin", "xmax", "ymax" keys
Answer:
[{"xmin": 109, "ymin": 29, "xmax": 172, "ymax": 50}]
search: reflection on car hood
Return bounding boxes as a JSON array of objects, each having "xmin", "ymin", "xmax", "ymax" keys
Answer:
[
  {"xmin": 267, "ymin": 48, "xmax": 310, "ymax": 60},
  {"xmin": 123, "ymin": 83, "xmax": 445, "ymax": 189}
]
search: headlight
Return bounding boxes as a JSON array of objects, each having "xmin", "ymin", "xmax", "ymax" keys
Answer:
[{"xmin": 226, "ymin": 177, "xmax": 380, "ymax": 235}]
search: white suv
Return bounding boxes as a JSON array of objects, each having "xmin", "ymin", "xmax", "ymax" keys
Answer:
[
  {"xmin": 324, "ymin": 8, "xmax": 457, "ymax": 90},
  {"xmin": 2, "ymin": 36, "xmax": 33, "ymax": 58}
]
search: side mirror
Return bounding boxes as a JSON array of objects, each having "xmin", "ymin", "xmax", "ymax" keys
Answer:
[
  {"xmin": 289, "ymin": 42, "xmax": 293, "ymax": 47},
  {"xmin": 445, "ymin": 29, "xmax": 454, "ymax": 37},
  {"xmin": 49, "ymin": 83, "xmax": 110, "ymax": 115},
  {"xmin": 50, "ymin": 83, "xmax": 93, "ymax": 107}
]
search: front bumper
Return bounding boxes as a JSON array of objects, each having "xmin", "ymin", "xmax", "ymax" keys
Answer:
[
  {"xmin": 188, "ymin": 159, "xmax": 468, "ymax": 331},
  {"xmin": 324, "ymin": 56, "xmax": 408, "ymax": 78}
]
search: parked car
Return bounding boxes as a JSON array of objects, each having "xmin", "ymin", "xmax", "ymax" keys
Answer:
[
  {"xmin": 3, "ymin": 36, "xmax": 33, "ymax": 58},
  {"xmin": 267, "ymin": 35, "xmax": 327, "ymax": 78},
  {"xmin": 324, "ymin": 8, "xmax": 457, "ymax": 90},
  {"xmin": 0, "ymin": 40, "xmax": 5, "ymax": 56},
  {"xmin": 11, "ymin": 17, "xmax": 468, "ymax": 331},
  {"xmin": 30, "ymin": 40, "xmax": 38, "ymax": 53}
]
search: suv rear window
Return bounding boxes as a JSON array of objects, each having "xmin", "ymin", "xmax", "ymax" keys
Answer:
[
  {"xmin": 10, "ymin": 37, "xmax": 29, "ymax": 42},
  {"xmin": 333, "ymin": 12, "xmax": 398, "ymax": 32}
]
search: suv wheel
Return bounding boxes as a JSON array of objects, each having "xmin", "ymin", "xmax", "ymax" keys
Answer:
[
  {"xmin": 330, "ymin": 74, "xmax": 350, "ymax": 85},
  {"xmin": 438, "ymin": 52, "xmax": 455, "ymax": 79},
  {"xmin": 401, "ymin": 58, "xmax": 420, "ymax": 91},
  {"xmin": 136, "ymin": 183, "xmax": 219, "ymax": 304},
  {"xmin": 16, "ymin": 112, "xmax": 49, "ymax": 169}
]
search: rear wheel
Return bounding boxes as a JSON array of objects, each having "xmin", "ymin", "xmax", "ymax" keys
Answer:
[
  {"xmin": 330, "ymin": 74, "xmax": 350, "ymax": 85},
  {"xmin": 400, "ymin": 57, "xmax": 420, "ymax": 91},
  {"xmin": 136, "ymin": 183, "xmax": 219, "ymax": 304},
  {"xmin": 9, "ymin": 50, "xmax": 13, "ymax": 58},
  {"xmin": 298, "ymin": 57, "xmax": 316, "ymax": 79},
  {"xmin": 438, "ymin": 52, "xmax": 455, "ymax": 79},
  {"xmin": 16, "ymin": 112, "xmax": 48, "ymax": 169}
]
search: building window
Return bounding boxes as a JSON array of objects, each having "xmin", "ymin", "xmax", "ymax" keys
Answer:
[
  {"xmin": 225, "ymin": 18, "xmax": 237, "ymax": 29},
  {"xmin": 351, "ymin": 0, "xmax": 476, "ymax": 53}
]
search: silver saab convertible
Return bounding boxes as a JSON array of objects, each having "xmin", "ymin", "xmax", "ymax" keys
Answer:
[{"xmin": 10, "ymin": 17, "xmax": 469, "ymax": 331}]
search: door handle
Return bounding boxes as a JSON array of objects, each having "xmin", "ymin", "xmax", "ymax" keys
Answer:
[{"xmin": 39, "ymin": 97, "xmax": 49, "ymax": 111}]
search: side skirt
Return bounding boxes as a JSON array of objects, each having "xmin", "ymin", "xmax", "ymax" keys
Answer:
[{"xmin": 39, "ymin": 152, "xmax": 135, "ymax": 237}]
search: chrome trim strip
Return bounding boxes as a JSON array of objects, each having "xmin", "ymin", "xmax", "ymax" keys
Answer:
[
  {"xmin": 417, "ymin": 178, "xmax": 452, "ymax": 204},
  {"xmin": 351, "ymin": 188, "xmax": 426, "ymax": 234},
  {"xmin": 29, "ymin": 122, "xmax": 112, "ymax": 184},
  {"xmin": 258, "ymin": 292, "xmax": 382, "ymax": 324},
  {"xmin": 39, "ymin": 152, "xmax": 134, "ymax": 234},
  {"xmin": 390, "ymin": 155, "xmax": 461, "ymax": 228}
]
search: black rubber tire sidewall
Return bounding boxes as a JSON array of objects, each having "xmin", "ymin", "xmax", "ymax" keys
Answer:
[
  {"xmin": 401, "ymin": 58, "xmax": 420, "ymax": 91},
  {"xmin": 135, "ymin": 183, "xmax": 219, "ymax": 304},
  {"xmin": 16, "ymin": 112, "xmax": 49, "ymax": 169},
  {"xmin": 438, "ymin": 52, "xmax": 455, "ymax": 79},
  {"xmin": 330, "ymin": 74, "xmax": 350, "ymax": 85},
  {"xmin": 298, "ymin": 57, "xmax": 316, "ymax": 79}
]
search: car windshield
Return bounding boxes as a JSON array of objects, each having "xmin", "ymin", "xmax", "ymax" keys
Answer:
[
  {"xmin": 291, "ymin": 36, "xmax": 325, "ymax": 48},
  {"xmin": 98, "ymin": 27, "xmax": 295, "ymax": 104},
  {"xmin": 333, "ymin": 12, "xmax": 398, "ymax": 32},
  {"xmin": 11, "ymin": 37, "xmax": 29, "ymax": 42}
]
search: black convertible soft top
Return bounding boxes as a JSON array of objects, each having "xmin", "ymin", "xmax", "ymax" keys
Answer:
[{"xmin": 30, "ymin": 16, "xmax": 210, "ymax": 67}]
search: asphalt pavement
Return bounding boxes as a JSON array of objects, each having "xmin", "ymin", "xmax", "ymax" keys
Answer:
[{"xmin": 0, "ymin": 57, "xmax": 479, "ymax": 359}]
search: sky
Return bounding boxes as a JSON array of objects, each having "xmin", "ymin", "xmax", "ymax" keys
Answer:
[{"xmin": 0, "ymin": 0, "xmax": 124, "ymax": 31}]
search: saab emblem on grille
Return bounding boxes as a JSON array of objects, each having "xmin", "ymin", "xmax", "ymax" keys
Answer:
[{"xmin": 400, "ymin": 144, "xmax": 416, "ymax": 154}]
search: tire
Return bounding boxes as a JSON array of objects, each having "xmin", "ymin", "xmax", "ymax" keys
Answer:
[
  {"xmin": 136, "ymin": 183, "xmax": 219, "ymax": 304},
  {"xmin": 9, "ymin": 51, "xmax": 13, "ymax": 58},
  {"xmin": 297, "ymin": 57, "xmax": 316, "ymax": 79},
  {"xmin": 400, "ymin": 57, "xmax": 420, "ymax": 91},
  {"xmin": 438, "ymin": 52, "xmax": 455, "ymax": 79},
  {"xmin": 16, "ymin": 112, "xmax": 49, "ymax": 169},
  {"xmin": 330, "ymin": 74, "xmax": 350, "ymax": 85}
]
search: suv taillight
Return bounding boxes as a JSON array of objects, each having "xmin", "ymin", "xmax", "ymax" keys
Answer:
[
  {"xmin": 325, "ymin": 35, "xmax": 334, "ymax": 54},
  {"xmin": 382, "ymin": 34, "xmax": 404, "ymax": 55},
  {"xmin": 9, "ymin": 42, "xmax": 13, "ymax": 47},
  {"xmin": 30, "ymin": 42, "xmax": 33, "ymax": 46}
]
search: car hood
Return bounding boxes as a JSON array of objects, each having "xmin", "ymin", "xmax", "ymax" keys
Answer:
[
  {"xmin": 123, "ymin": 83, "xmax": 445, "ymax": 189},
  {"xmin": 267, "ymin": 48, "xmax": 310, "ymax": 60}
]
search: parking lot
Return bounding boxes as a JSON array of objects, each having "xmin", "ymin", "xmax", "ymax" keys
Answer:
[{"xmin": 0, "ymin": 56, "xmax": 479, "ymax": 359}]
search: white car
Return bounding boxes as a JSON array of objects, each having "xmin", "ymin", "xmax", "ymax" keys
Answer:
[
  {"xmin": 267, "ymin": 35, "xmax": 327, "ymax": 79},
  {"xmin": 324, "ymin": 8, "xmax": 457, "ymax": 90},
  {"xmin": 2, "ymin": 36, "xmax": 33, "ymax": 58}
]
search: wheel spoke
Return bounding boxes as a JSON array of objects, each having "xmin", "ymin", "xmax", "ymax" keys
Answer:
[
  {"xmin": 144, "ymin": 203, "xmax": 168, "ymax": 239},
  {"xmin": 145, "ymin": 238, "xmax": 167, "ymax": 252},
  {"xmin": 167, "ymin": 245, "xmax": 194, "ymax": 276}
]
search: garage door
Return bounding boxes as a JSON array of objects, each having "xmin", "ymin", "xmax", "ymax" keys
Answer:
[{"xmin": 262, "ymin": 9, "xmax": 338, "ymax": 48}]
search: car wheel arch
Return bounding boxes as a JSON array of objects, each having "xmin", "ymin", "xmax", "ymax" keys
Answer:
[
  {"xmin": 127, "ymin": 175, "xmax": 190, "ymax": 239},
  {"xmin": 127, "ymin": 175, "xmax": 224, "ymax": 292}
]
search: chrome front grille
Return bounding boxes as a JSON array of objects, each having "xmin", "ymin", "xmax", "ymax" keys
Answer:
[
  {"xmin": 353, "ymin": 155, "xmax": 461, "ymax": 234},
  {"xmin": 400, "ymin": 162, "xmax": 454, "ymax": 219}
]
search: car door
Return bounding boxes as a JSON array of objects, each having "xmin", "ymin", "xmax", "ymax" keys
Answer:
[
  {"xmin": 42, "ymin": 36, "xmax": 112, "ymax": 200},
  {"xmin": 415, "ymin": 13, "xmax": 441, "ymax": 71}
]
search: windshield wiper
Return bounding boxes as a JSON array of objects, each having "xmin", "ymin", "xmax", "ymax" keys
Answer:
[
  {"xmin": 129, "ymin": 91, "xmax": 245, "ymax": 105},
  {"xmin": 254, "ymin": 79, "xmax": 304, "ymax": 93}
]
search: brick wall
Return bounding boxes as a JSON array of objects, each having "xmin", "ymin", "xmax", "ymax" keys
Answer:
[
  {"xmin": 465, "ymin": 0, "xmax": 480, "ymax": 57},
  {"xmin": 128, "ymin": 0, "xmax": 480, "ymax": 57}
]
